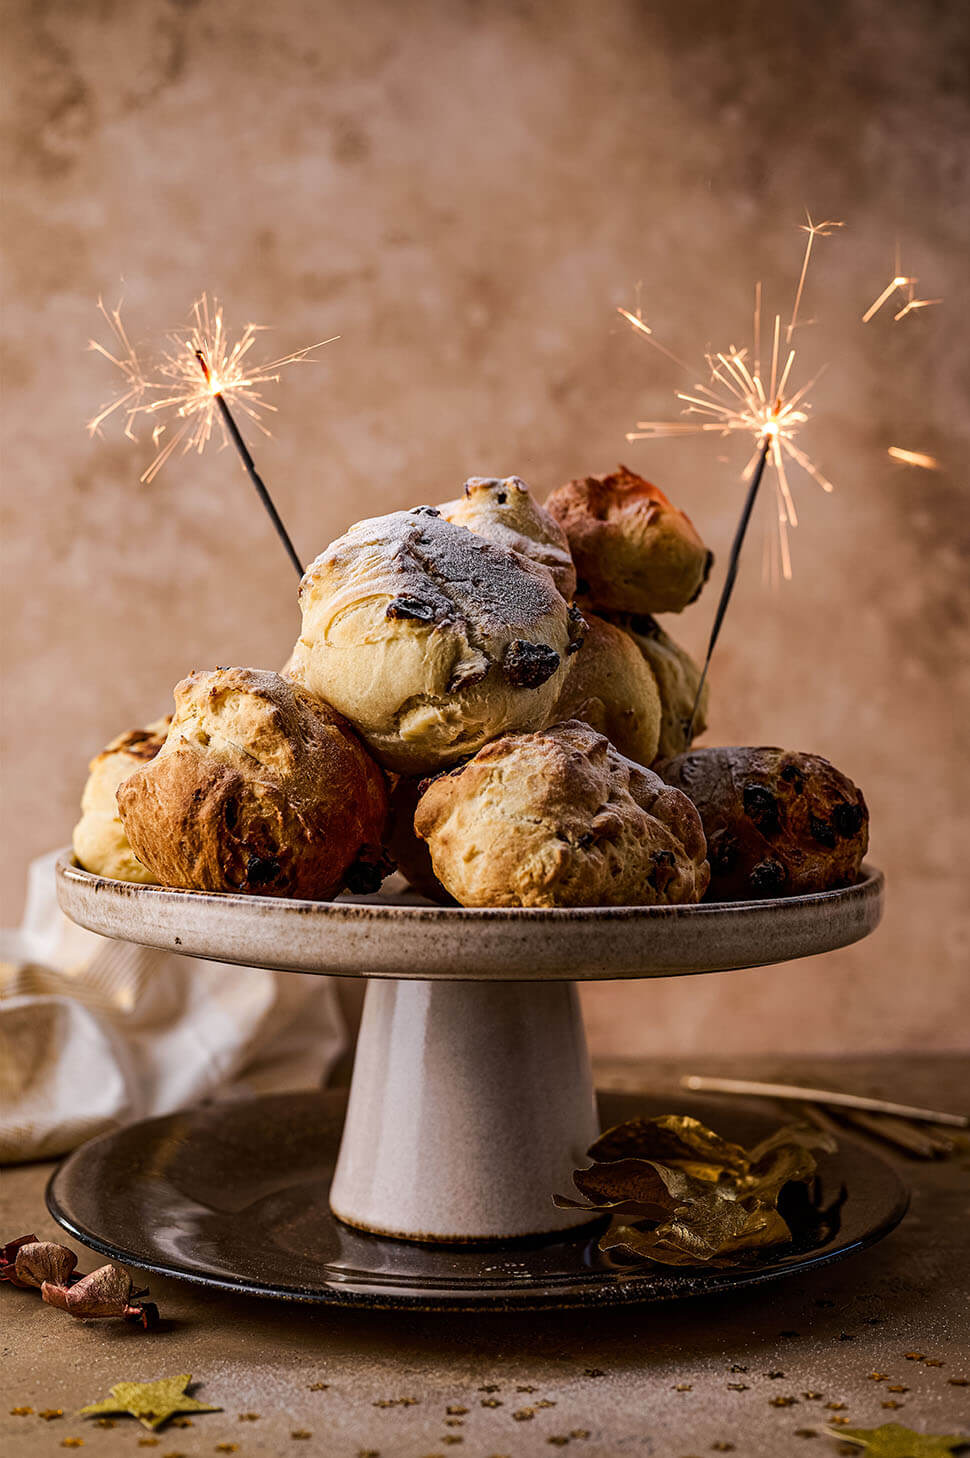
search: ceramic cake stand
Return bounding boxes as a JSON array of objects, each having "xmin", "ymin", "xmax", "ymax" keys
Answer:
[{"xmin": 49, "ymin": 855, "xmax": 903, "ymax": 1310}]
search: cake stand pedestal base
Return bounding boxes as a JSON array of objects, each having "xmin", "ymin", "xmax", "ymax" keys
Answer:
[{"xmin": 329, "ymin": 978, "xmax": 599, "ymax": 1242}]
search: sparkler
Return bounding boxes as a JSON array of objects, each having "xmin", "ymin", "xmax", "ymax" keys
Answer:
[
  {"xmin": 862, "ymin": 248, "xmax": 942, "ymax": 324},
  {"xmin": 887, "ymin": 446, "xmax": 940, "ymax": 470},
  {"xmin": 619, "ymin": 215, "xmax": 844, "ymax": 737},
  {"xmin": 88, "ymin": 295, "xmax": 338, "ymax": 576}
]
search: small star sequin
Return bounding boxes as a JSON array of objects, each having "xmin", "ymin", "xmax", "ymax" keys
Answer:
[
  {"xmin": 770, "ymin": 1396, "xmax": 798, "ymax": 1407},
  {"xmin": 513, "ymin": 1409, "xmax": 535, "ymax": 1421},
  {"xmin": 904, "ymin": 1353, "xmax": 925, "ymax": 1361},
  {"xmin": 803, "ymin": 1393, "xmax": 824, "ymax": 1401},
  {"xmin": 548, "ymin": 1440, "xmax": 569, "ymax": 1449},
  {"xmin": 446, "ymin": 1406, "xmax": 468, "ymax": 1415},
  {"xmin": 41, "ymin": 1410, "xmax": 65, "ymax": 1420},
  {"xmin": 946, "ymin": 1378, "xmax": 968, "ymax": 1386},
  {"xmin": 10, "ymin": 1407, "xmax": 33, "ymax": 1416},
  {"xmin": 924, "ymin": 1360, "xmax": 945, "ymax": 1368},
  {"xmin": 215, "ymin": 1446, "xmax": 239, "ymax": 1454},
  {"xmin": 444, "ymin": 1419, "xmax": 464, "ymax": 1428},
  {"xmin": 727, "ymin": 1383, "xmax": 749, "ymax": 1391},
  {"xmin": 308, "ymin": 1382, "xmax": 329, "ymax": 1390},
  {"xmin": 536, "ymin": 1400, "xmax": 557, "ymax": 1409},
  {"xmin": 517, "ymin": 1385, "xmax": 538, "ymax": 1393},
  {"xmin": 291, "ymin": 1431, "xmax": 312, "ymax": 1440},
  {"xmin": 869, "ymin": 1374, "xmax": 889, "ymax": 1382},
  {"xmin": 95, "ymin": 1419, "xmax": 116, "ymax": 1428},
  {"xmin": 570, "ymin": 1432, "xmax": 590, "ymax": 1440},
  {"xmin": 766, "ymin": 1371, "xmax": 786, "ymax": 1379},
  {"xmin": 830, "ymin": 1417, "xmax": 852, "ymax": 1426},
  {"xmin": 887, "ymin": 1386, "xmax": 908, "ymax": 1394},
  {"xmin": 730, "ymin": 1365, "xmax": 748, "ymax": 1374},
  {"xmin": 481, "ymin": 1399, "xmax": 503, "ymax": 1408},
  {"xmin": 239, "ymin": 1412, "xmax": 260, "ymax": 1421},
  {"xmin": 882, "ymin": 1401, "xmax": 906, "ymax": 1410},
  {"xmin": 60, "ymin": 1442, "xmax": 84, "ymax": 1450},
  {"xmin": 827, "ymin": 1403, "xmax": 848, "ymax": 1411},
  {"xmin": 674, "ymin": 1384, "xmax": 693, "ymax": 1392}
]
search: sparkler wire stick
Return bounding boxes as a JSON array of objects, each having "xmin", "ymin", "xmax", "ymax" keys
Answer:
[
  {"xmin": 685, "ymin": 432, "xmax": 772, "ymax": 742},
  {"xmin": 195, "ymin": 350, "xmax": 304, "ymax": 578}
]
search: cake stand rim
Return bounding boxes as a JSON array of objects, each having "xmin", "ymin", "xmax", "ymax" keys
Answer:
[{"xmin": 54, "ymin": 851, "xmax": 884, "ymax": 980}]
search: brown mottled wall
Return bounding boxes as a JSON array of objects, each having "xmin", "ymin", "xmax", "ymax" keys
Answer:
[{"xmin": 1, "ymin": 0, "xmax": 967, "ymax": 1052}]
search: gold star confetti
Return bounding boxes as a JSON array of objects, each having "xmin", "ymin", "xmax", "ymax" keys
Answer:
[
  {"xmin": 947, "ymin": 1379, "xmax": 968, "ymax": 1387},
  {"xmin": 887, "ymin": 1386, "xmax": 909, "ymax": 1394},
  {"xmin": 238, "ymin": 1412, "xmax": 260, "ymax": 1421},
  {"xmin": 882, "ymin": 1402, "xmax": 906, "ymax": 1411},
  {"xmin": 827, "ymin": 1403, "xmax": 849, "ymax": 1411},
  {"xmin": 870, "ymin": 1375, "xmax": 890, "ymax": 1382},
  {"xmin": 481, "ymin": 1399, "xmax": 503, "ymax": 1408},
  {"xmin": 727, "ymin": 1383, "xmax": 749, "ymax": 1391},
  {"xmin": 536, "ymin": 1399, "xmax": 557, "ymax": 1409},
  {"xmin": 548, "ymin": 1439, "xmax": 569, "ymax": 1448},
  {"xmin": 444, "ymin": 1419, "xmax": 464, "ymax": 1427},
  {"xmin": 925, "ymin": 1360, "xmax": 945, "ymax": 1369},
  {"xmin": 441, "ymin": 1438, "xmax": 463, "ymax": 1447},
  {"xmin": 291, "ymin": 1431, "xmax": 312, "ymax": 1440},
  {"xmin": 308, "ymin": 1382, "xmax": 329, "ymax": 1391},
  {"xmin": 60, "ymin": 1441, "xmax": 84, "ymax": 1450},
  {"xmin": 904, "ymin": 1354, "xmax": 925, "ymax": 1362},
  {"xmin": 215, "ymin": 1447, "xmax": 239, "ymax": 1453},
  {"xmin": 675, "ymin": 1384, "xmax": 693, "ymax": 1392},
  {"xmin": 731, "ymin": 1366, "xmax": 748, "ymax": 1374},
  {"xmin": 803, "ymin": 1392, "xmax": 824, "ymax": 1400},
  {"xmin": 571, "ymin": 1432, "xmax": 591, "ymax": 1441},
  {"xmin": 825, "ymin": 1424, "xmax": 970, "ymax": 1456},
  {"xmin": 10, "ymin": 1407, "xmax": 33, "ymax": 1416},
  {"xmin": 770, "ymin": 1395, "xmax": 798, "ymax": 1407},
  {"xmin": 831, "ymin": 1417, "xmax": 852, "ymax": 1426},
  {"xmin": 513, "ymin": 1408, "xmax": 536, "ymax": 1421},
  {"xmin": 80, "ymin": 1375, "xmax": 220, "ymax": 1431},
  {"xmin": 95, "ymin": 1418, "xmax": 116, "ymax": 1428},
  {"xmin": 712, "ymin": 1445, "xmax": 736, "ymax": 1453},
  {"xmin": 479, "ymin": 1385, "xmax": 501, "ymax": 1393},
  {"xmin": 41, "ymin": 1409, "xmax": 65, "ymax": 1420},
  {"xmin": 447, "ymin": 1405, "xmax": 469, "ymax": 1415},
  {"xmin": 518, "ymin": 1385, "xmax": 539, "ymax": 1393},
  {"xmin": 767, "ymin": 1371, "xmax": 786, "ymax": 1379}
]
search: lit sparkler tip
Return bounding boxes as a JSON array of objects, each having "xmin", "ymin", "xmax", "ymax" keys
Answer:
[{"xmin": 88, "ymin": 292, "xmax": 337, "ymax": 482}]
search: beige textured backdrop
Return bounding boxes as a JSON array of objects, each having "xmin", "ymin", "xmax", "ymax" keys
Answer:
[{"xmin": 2, "ymin": 0, "xmax": 968, "ymax": 1054}]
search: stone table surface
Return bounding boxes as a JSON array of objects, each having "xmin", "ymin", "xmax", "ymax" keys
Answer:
[{"xmin": 2, "ymin": 1055, "xmax": 967, "ymax": 1458}]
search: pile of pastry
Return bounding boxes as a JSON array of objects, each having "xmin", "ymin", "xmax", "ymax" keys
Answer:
[{"xmin": 73, "ymin": 468, "xmax": 868, "ymax": 908}]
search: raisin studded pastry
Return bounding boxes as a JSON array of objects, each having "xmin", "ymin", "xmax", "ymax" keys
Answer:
[
  {"xmin": 547, "ymin": 611, "xmax": 661, "ymax": 767},
  {"xmin": 294, "ymin": 508, "xmax": 583, "ymax": 774},
  {"xmin": 440, "ymin": 475, "xmax": 577, "ymax": 599},
  {"xmin": 384, "ymin": 773, "xmax": 454, "ymax": 903},
  {"xmin": 118, "ymin": 668, "xmax": 388, "ymax": 899},
  {"xmin": 659, "ymin": 746, "xmax": 868, "ymax": 900},
  {"xmin": 72, "ymin": 718, "xmax": 171, "ymax": 883},
  {"xmin": 546, "ymin": 465, "xmax": 712, "ymax": 615},
  {"xmin": 609, "ymin": 612, "xmax": 709, "ymax": 760},
  {"xmin": 414, "ymin": 720, "xmax": 709, "ymax": 908}
]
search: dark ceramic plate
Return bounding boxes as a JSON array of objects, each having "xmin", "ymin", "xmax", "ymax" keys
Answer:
[{"xmin": 47, "ymin": 1090, "xmax": 908, "ymax": 1312}]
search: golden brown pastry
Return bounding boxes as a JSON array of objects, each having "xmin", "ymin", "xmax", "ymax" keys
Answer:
[
  {"xmin": 72, "ymin": 719, "xmax": 171, "ymax": 883},
  {"xmin": 546, "ymin": 465, "xmax": 712, "ymax": 614},
  {"xmin": 117, "ymin": 668, "xmax": 388, "ymax": 899},
  {"xmin": 609, "ymin": 612, "xmax": 709, "ymax": 760},
  {"xmin": 658, "ymin": 746, "xmax": 868, "ymax": 900},
  {"xmin": 295, "ymin": 508, "xmax": 583, "ymax": 774},
  {"xmin": 546, "ymin": 612, "xmax": 661, "ymax": 766},
  {"xmin": 440, "ymin": 475, "xmax": 577, "ymax": 599},
  {"xmin": 414, "ymin": 720, "xmax": 709, "ymax": 908}
]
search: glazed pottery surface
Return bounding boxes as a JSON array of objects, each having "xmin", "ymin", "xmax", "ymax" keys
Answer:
[
  {"xmin": 55, "ymin": 855, "xmax": 884, "ymax": 980},
  {"xmin": 47, "ymin": 1089, "xmax": 909, "ymax": 1310},
  {"xmin": 53, "ymin": 854, "xmax": 885, "ymax": 1244}
]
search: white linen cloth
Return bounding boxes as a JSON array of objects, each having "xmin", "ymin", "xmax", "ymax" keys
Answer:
[{"xmin": 0, "ymin": 852, "xmax": 345, "ymax": 1164}]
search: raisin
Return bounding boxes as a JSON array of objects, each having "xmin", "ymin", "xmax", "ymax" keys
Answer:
[
  {"xmin": 503, "ymin": 640, "xmax": 561, "ymax": 688},
  {"xmin": 749, "ymin": 858, "xmax": 787, "ymax": 893},
  {"xmin": 246, "ymin": 854, "xmax": 280, "ymax": 885},
  {"xmin": 833, "ymin": 801, "xmax": 864, "ymax": 838},
  {"xmin": 743, "ymin": 783, "xmax": 781, "ymax": 834},
  {"xmin": 386, "ymin": 596, "xmax": 439, "ymax": 622},
  {"xmin": 809, "ymin": 814, "xmax": 837, "ymax": 848}
]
